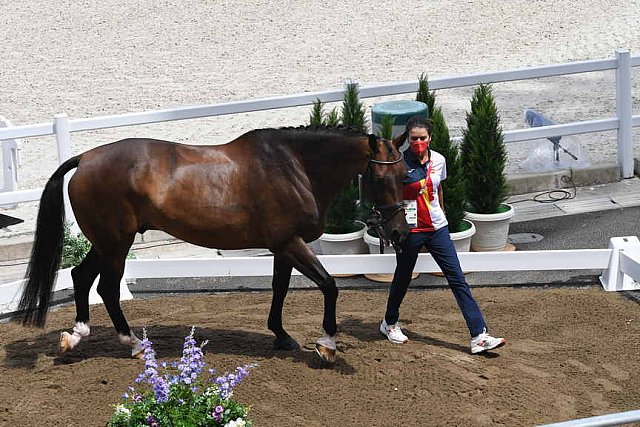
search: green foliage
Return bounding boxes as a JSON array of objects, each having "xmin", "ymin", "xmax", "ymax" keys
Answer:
[
  {"xmin": 341, "ymin": 82, "xmax": 368, "ymax": 132},
  {"xmin": 308, "ymin": 98, "xmax": 339, "ymax": 127},
  {"xmin": 325, "ymin": 108, "xmax": 340, "ymax": 126},
  {"xmin": 324, "ymin": 181, "xmax": 362, "ymax": 234},
  {"xmin": 306, "ymin": 83, "xmax": 369, "ymax": 234},
  {"xmin": 309, "ymin": 98, "xmax": 325, "ymax": 126},
  {"xmin": 429, "ymin": 107, "xmax": 467, "ymax": 232},
  {"xmin": 61, "ymin": 222, "xmax": 92, "ymax": 269},
  {"xmin": 416, "ymin": 73, "xmax": 435, "ymax": 118},
  {"xmin": 460, "ymin": 83, "xmax": 509, "ymax": 214},
  {"xmin": 61, "ymin": 222, "xmax": 135, "ymax": 269},
  {"xmin": 377, "ymin": 115, "xmax": 395, "ymax": 139}
]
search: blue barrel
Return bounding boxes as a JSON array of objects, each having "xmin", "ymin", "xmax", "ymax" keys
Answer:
[{"xmin": 371, "ymin": 100, "xmax": 429, "ymax": 141}]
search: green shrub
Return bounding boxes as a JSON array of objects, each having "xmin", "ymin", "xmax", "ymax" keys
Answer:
[
  {"xmin": 416, "ymin": 72, "xmax": 435, "ymax": 116},
  {"xmin": 460, "ymin": 83, "xmax": 509, "ymax": 214},
  {"xmin": 430, "ymin": 107, "xmax": 468, "ymax": 232},
  {"xmin": 61, "ymin": 222, "xmax": 135, "ymax": 268},
  {"xmin": 308, "ymin": 82, "xmax": 369, "ymax": 234},
  {"xmin": 377, "ymin": 114, "xmax": 395, "ymax": 139},
  {"xmin": 341, "ymin": 82, "xmax": 368, "ymax": 133},
  {"xmin": 417, "ymin": 74, "xmax": 469, "ymax": 232},
  {"xmin": 61, "ymin": 222, "xmax": 92, "ymax": 269}
]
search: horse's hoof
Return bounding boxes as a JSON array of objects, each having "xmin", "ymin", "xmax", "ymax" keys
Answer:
[
  {"xmin": 314, "ymin": 343, "xmax": 336, "ymax": 364},
  {"xmin": 273, "ymin": 335, "xmax": 300, "ymax": 351},
  {"xmin": 60, "ymin": 332, "xmax": 73, "ymax": 354}
]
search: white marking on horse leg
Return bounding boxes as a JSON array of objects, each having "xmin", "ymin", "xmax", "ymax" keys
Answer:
[
  {"xmin": 60, "ymin": 322, "xmax": 91, "ymax": 353},
  {"xmin": 119, "ymin": 331, "xmax": 143, "ymax": 358},
  {"xmin": 73, "ymin": 322, "xmax": 91, "ymax": 337},
  {"xmin": 316, "ymin": 329, "xmax": 336, "ymax": 351}
]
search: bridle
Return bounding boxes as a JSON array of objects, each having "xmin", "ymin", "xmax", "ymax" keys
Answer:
[{"xmin": 366, "ymin": 152, "xmax": 405, "ymax": 254}]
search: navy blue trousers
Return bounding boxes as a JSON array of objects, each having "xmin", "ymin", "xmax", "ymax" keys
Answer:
[{"xmin": 384, "ymin": 226, "xmax": 487, "ymax": 337}]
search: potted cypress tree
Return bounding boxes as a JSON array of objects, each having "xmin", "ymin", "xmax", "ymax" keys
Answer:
[
  {"xmin": 460, "ymin": 83, "xmax": 514, "ymax": 252},
  {"xmin": 429, "ymin": 107, "xmax": 476, "ymax": 252},
  {"xmin": 363, "ymin": 113, "xmax": 395, "ymax": 259},
  {"xmin": 315, "ymin": 83, "xmax": 369, "ymax": 256},
  {"xmin": 415, "ymin": 74, "xmax": 475, "ymax": 251},
  {"xmin": 362, "ymin": 115, "xmax": 420, "ymax": 282}
]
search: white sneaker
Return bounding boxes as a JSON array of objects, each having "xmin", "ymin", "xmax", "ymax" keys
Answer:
[
  {"xmin": 470, "ymin": 328, "xmax": 506, "ymax": 354},
  {"xmin": 380, "ymin": 320, "xmax": 408, "ymax": 344}
]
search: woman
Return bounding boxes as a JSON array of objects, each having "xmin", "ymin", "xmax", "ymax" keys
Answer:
[{"xmin": 379, "ymin": 115, "xmax": 506, "ymax": 354}]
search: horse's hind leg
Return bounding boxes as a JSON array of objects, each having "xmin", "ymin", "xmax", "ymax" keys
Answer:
[
  {"xmin": 95, "ymin": 239, "xmax": 143, "ymax": 357},
  {"xmin": 268, "ymin": 254, "xmax": 300, "ymax": 351},
  {"xmin": 275, "ymin": 237, "xmax": 338, "ymax": 363},
  {"xmin": 60, "ymin": 247, "xmax": 100, "ymax": 353}
]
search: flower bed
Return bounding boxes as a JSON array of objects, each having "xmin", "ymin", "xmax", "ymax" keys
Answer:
[{"xmin": 108, "ymin": 327, "xmax": 256, "ymax": 427}]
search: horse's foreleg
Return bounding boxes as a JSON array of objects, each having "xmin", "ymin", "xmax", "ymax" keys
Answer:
[
  {"xmin": 268, "ymin": 255, "xmax": 299, "ymax": 350},
  {"xmin": 277, "ymin": 237, "xmax": 338, "ymax": 363},
  {"xmin": 60, "ymin": 248, "xmax": 100, "ymax": 354}
]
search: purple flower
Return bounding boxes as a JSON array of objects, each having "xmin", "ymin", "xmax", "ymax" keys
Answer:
[
  {"xmin": 146, "ymin": 414, "xmax": 159, "ymax": 427},
  {"xmin": 139, "ymin": 330, "xmax": 170, "ymax": 403},
  {"xmin": 176, "ymin": 327, "xmax": 207, "ymax": 391},
  {"xmin": 112, "ymin": 328, "xmax": 257, "ymax": 426},
  {"xmin": 214, "ymin": 364, "xmax": 257, "ymax": 400}
]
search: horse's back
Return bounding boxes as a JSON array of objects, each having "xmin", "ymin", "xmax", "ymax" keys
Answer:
[{"xmin": 67, "ymin": 136, "xmax": 324, "ymax": 250}]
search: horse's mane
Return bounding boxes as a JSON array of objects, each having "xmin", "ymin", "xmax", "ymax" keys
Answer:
[{"xmin": 252, "ymin": 124, "xmax": 370, "ymax": 138}]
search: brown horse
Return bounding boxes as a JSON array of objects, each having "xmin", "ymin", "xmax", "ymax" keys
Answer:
[{"xmin": 12, "ymin": 126, "xmax": 409, "ymax": 363}]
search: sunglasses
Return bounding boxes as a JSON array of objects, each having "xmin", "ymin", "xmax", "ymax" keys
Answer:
[{"xmin": 409, "ymin": 136, "xmax": 429, "ymax": 141}]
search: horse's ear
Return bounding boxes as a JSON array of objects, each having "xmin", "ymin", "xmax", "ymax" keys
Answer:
[
  {"xmin": 368, "ymin": 134, "xmax": 379, "ymax": 154},
  {"xmin": 392, "ymin": 132, "xmax": 406, "ymax": 150}
]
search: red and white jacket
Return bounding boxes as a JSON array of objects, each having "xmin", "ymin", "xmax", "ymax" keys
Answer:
[{"xmin": 402, "ymin": 148, "xmax": 448, "ymax": 232}]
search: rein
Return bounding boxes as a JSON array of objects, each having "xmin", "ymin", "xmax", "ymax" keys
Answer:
[{"xmin": 366, "ymin": 152, "xmax": 405, "ymax": 254}]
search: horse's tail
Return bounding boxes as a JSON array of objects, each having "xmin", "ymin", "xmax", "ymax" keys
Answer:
[{"xmin": 12, "ymin": 155, "xmax": 82, "ymax": 327}]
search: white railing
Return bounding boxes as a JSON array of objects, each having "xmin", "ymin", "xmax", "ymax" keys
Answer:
[
  {"xmin": 0, "ymin": 116, "xmax": 21, "ymax": 197},
  {"xmin": 538, "ymin": 409, "xmax": 640, "ymax": 427},
  {"xmin": 0, "ymin": 49, "xmax": 638, "ymax": 211},
  {"xmin": 2, "ymin": 238, "xmax": 639, "ymax": 315}
]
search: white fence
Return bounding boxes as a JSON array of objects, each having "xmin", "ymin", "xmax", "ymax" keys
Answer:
[
  {"xmin": 1, "ymin": 238, "xmax": 639, "ymax": 316},
  {"xmin": 0, "ymin": 49, "xmax": 638, "ymax": 209},
  {"xmin": 0, "ymin": 116, "xmax": 21, "ymax": 196}
]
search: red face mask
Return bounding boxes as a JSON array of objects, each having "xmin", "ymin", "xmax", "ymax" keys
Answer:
[{"xmin": 409, "ymin": 140, "xmax": 428, "ymax": 156}]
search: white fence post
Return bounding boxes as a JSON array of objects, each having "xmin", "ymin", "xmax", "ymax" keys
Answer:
[
  {"xmin": 54, "ymin": 113, "xmax": 72, "ymax": 162},
  {"xmin": 599, "ymin": 236, "xmax": 640, "ymax": 291},
  {"xmin": 0, "ymin": 116, "xmax": 21, "ymax": 198},
  {"xmin": 53, "ymin": 113, "xmax": 78, "ymax": 232},
  {"xmin": 615, "ymin": 49, "xmax": 634, "ymax": 179}
]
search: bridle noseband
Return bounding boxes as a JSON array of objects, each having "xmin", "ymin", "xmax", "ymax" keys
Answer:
[{"xmin": 366, "ymin": 152, "xmax": 405, "ymax": 254}]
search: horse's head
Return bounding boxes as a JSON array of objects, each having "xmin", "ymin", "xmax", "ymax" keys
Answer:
[{"xmin": 363, "ymin": 135, "xmax": 410, "ymax": 253}]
